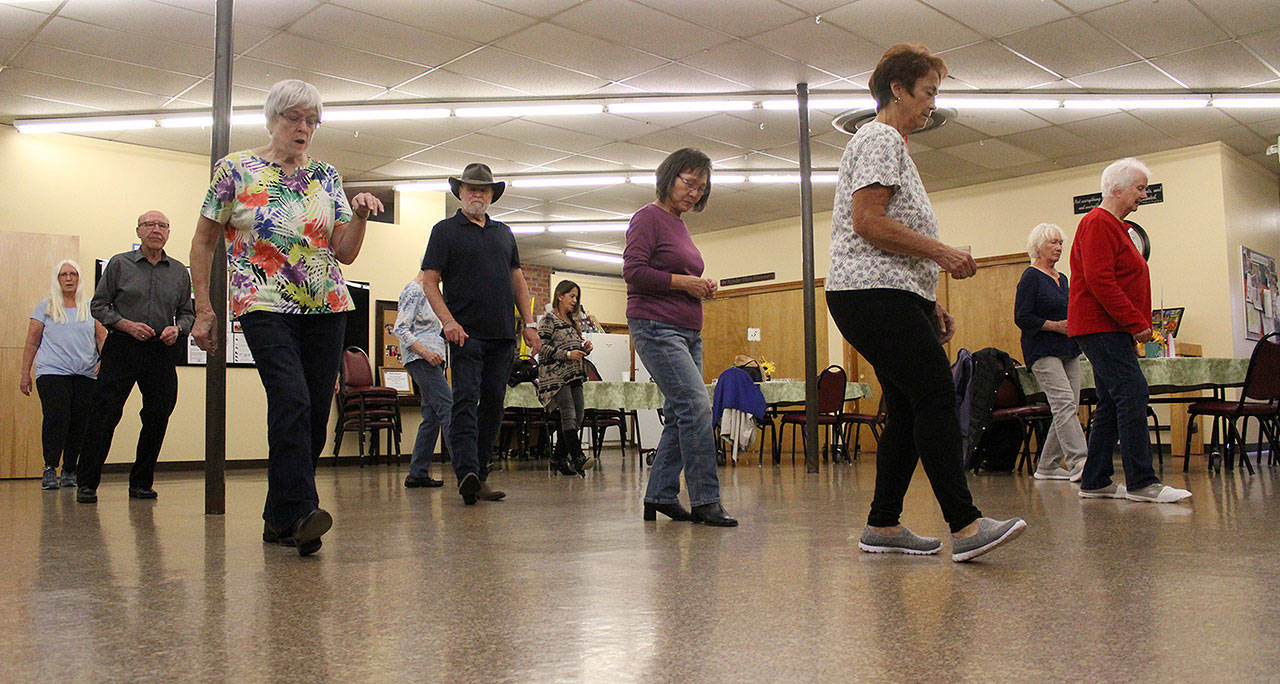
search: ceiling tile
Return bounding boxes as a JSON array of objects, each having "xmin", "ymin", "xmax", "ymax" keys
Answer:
[
  {"xmin": 0, "ymin": 68, "xmax": 171, "ymax": 112},
  {"xmin": 913, "ymin": 120, "xmax": 987, "ymax": 148},
  {"xmin": 634, "ymin": 0, "xmax": 806, "ymax": 39},
  {"xmin": 370, "ymin": 158, "xmax": 458, "ymax": 177},
  {"xmin": 1153, "ymin": 42, "xmax": 1279, "ymax": 88},
  {"xmin": 574, "ymin": 142, "xmax": 674, "ymax": 168},
  {"xmin": 286, "ymin": 4, "xmax": 479, "ymax": 67},
  {"xmin": 57, "ymin": 0, "xmax": 217, "ymax": 48},
  {"xmin": 936, "ymin": 41, "xmax": 1058, "ymax": 89},
  {"xmin": 822, "ymin": 0, "xmax": 983, "ymax": 52},
  {"xmin": 907, "ymin": 149, "xmax": 986, "ymax": 179},
  {"xmin": 1068, "ymin": 62, "xmax": 1184, "ymax": 89},
  {"xmin": 494, "ymin": 23, "xmax": 668, "ymax": 83},
  {"xmin": 473, "ymin": 0, "xmax": 585, "ymax": 20},
  {"xmin": 156, "ymin": 0, "xmax": 323, "ymax": 30},
  {"xmin": 225, "ymin": 58, "xmax": 387, "ymax": 102},
  {"xmin": 920, "ymin": 0, "xmax": 1072, "ymax": 38},
  {"xmin": 437, "ymin": 132, "xmax": 573, "ymax": 168},
  {"xmin": 1189, "ymin": 0, "xmax": 1280, "ymax": 38},
  {"xmin": 1129, "ymin": 108, "xmax": 1243, "ymax": 138},
  {"xmin": 480, "ymin": 119, "xmax": 610, "ymax": 155},
  {"xmin": 552, "ymin": 0, "xmax": 732, "ymax": 61},
  {"xmin": 1210, "ymin": 124, "xmax": 1271, "ymax": 158},
  {"xmin": 1245, "ymin": 117, "xmax": 1280, "ymax": 139},
  {"xmin": 1059, "ymin": 111, "xmax": 1180, "ymax": 152},
  {"xmin": 950, "ymin": 109, "xmax": 1052, "ymax": 138},
  {"xmin": 391, "ymin": 68, "xmax": 526, "ymax": 99},
  {"xmin": 1082, "ymin": 0, "xmax": 1229, "ymax": 58},
  {"xmin": 445, "ymin": 47, "xmax": 611, "ymax": 96},
  {"xmin": 615, "ymin": 62, "xmax": 749, "ymax": 92},
  {"xmin": 32, "ymin": 17, "xmax": 214, "ymax": 77},
  {"xmin": 1000, "ymin": 17, "xmax": 1136, "ymax": 78},
  {"xmin": 10, "ymin": 44, "xmax": 204, "ymax": 97},
  {"xmin": 1053, "ymin": 0, "xmax": 1128, "ymax": 12},
  {"xmin": 679, "ymin": 40, "xmax": 815, "ymax": 91},
  {"xmin": 0, "ymin": 4, "xmax": 50, "ymax": 40},
  {"xmin": 525, "ymin": 154, "xmax": 632, "ymax": 173},
  {"xmin": 243, "ymin": 34, "xmax": 428, "ymax": 89},
  {"xmin": 332, "ymin": 0, "xmax": 537, "ymax": 44},
  {"xmin": 747, "ymin": 18, "xmax": 884, "ymax": 78},
  {"xmin": 1240, "ymin": 28, "xmax": 1280, "ymax": 75},
  {"xmin": 307, "ymin": 125, "xmax": 432, "ymax": 159},
  {"xmin": 627, "ymin": 127, "xmax": 747, "ymax": 163},
  {"xmin": 944, "ymin": 138, "xmax": 1046, "ymax": 169},
  {"xmin": 680, "ymin": 111, "xmax": 804, "ymax": 152},
  {"xmin": 999, "ymin": 125, "xmax": 1095, "ymax": 158}
]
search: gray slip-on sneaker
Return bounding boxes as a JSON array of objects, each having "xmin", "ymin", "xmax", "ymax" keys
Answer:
[
  {"xmin": 1033, "ymin": 466, "xmax": 1072, "ymax": 480},
  {"xmin": 1125, "ymin": 483, "xmax": 1192, "ymax": 503},
  {"xmin": 1068, "ymin": 460, "xmax": 1085, "ymax": 482},
  {"xmin": 951, "ymin": 517, "xmax": 1027, "ymax": 562},
  {"xmin": 858, "ymin": 526, "xmax": 942, "ymax": 555},
  {"xmin": 1079, "ymin": 482, "xmax": 1127, "ymax": 499}
]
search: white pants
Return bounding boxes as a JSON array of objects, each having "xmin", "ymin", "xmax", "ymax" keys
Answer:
[{"xmin": 1030, "ymin": 355, "xmax": 1088, "ymax": 472}]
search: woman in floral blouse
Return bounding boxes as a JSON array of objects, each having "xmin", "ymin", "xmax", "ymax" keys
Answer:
[
  {"xmin": 537, "ymin": 279, "xmax": 594, "ymax": 476},
  {"xmin": 190, "ymin": 79, "xmax": 383, "ymax": 557}
]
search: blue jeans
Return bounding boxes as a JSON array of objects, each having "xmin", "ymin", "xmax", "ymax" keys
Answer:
[
  {"xmin": 447, "ymin": 338, "xmax": 514, "ymax": 483},
  {"xmin": 404, "ymin": 359, "xmax": 452, "ymax": 478},
  {"xmin": 629, "ymin": 318, "xmax": 721, "ymax": 507},
  {"xmin": 1075, "ymin": 332, "xmax": 1159, "ymax": 491},
  {"xmin": 237, "ymin": 311, "xmax": 346, "ymax": 532}
]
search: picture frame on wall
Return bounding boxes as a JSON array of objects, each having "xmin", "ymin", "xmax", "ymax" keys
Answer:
[
  {"xmin": 1242, "ymin": 246, "xmax": 1279, "ymax": 341},
  {"xmin": 381, "ymin": 369, "xmax": 413, "ymax": 395}
]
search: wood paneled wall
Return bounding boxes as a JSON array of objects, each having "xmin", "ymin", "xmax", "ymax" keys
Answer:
[
  {"xmin": 1, "ymin": 232, "xmax": 81, "ymax": 478},
  {"xmin": 943, "ymin": 253, "xmax": 1031, "ymax": 365},
  {"xmin": 701, "ymin": 280, "xmax": 828, "ymax": 384}
]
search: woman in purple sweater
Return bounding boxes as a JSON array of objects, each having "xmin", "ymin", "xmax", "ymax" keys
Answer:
[{"xmin": 625, "ymin": 148, "xmax": 736, "ymax": 527}]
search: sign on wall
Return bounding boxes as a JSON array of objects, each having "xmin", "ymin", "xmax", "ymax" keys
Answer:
[{"xmin": 1073, "ymin": 183, "xmax": 1164, "ymax": 214}]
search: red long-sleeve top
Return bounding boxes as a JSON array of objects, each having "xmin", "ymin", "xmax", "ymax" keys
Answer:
[{"xmin": 1067, "ymin": 207, "xmax": 1151, "ymax": 337}]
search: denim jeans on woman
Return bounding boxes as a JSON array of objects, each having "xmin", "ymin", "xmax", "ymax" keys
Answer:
[
  {"xmin": 404, "ymin": 358, "xmax": 452, "ymax": 480},
  {"xmin": 237, "ymin": 311, "xmax": 346, "ymax": 533},
  {"xmin": 1073, "ymin": 332, "xmax": 1159, "ymax": 492},
  {"xmin": 629, "ymin": 318, "xmax": 721, "ymax": 507}
]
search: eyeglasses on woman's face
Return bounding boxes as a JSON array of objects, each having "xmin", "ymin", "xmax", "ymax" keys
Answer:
[{"xmin": 676, "ymin": 174, "xmax": 707, "ymax": 195}]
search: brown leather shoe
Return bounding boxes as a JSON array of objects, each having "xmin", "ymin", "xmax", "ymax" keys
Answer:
[{"xmin": 476, "ymin": 481, "xmax": 506, "ymax": 501}]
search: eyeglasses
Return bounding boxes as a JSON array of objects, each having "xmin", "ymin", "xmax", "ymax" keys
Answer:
[
  {"xmin": 138, "ymin": 220, "xmax": 170, "ymax": 230},
  {"xmin": 281, "ymin": 111, "xmax": 321, "ymax": 128},
  {"xmin": 677, "ymin": 174, "xmax": 708, "ymax": 195}
]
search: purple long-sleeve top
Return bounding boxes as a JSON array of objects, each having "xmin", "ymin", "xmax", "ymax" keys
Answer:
[{"xmin": 623, "ymin": 203, "xmax": 705, "ymax": 331}]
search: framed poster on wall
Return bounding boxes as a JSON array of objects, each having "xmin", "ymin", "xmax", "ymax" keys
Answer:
[{"xmin": 1242, "ymin": 246, "xmax": 1278, "ymax": 341}]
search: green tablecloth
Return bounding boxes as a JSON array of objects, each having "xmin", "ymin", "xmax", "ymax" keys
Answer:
[
  {"xmin": 504, "ymin": 380, "xmax": 871, "ymax": 410},
  {"xmin": 1016, "ymin": 357, "xmax": 1249, "ymax": 397}
]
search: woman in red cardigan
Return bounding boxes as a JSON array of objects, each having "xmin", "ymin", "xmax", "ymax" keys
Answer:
[{"xmin": 1067, "ymin": 157, "xmax": 1190, "ymax": 504}]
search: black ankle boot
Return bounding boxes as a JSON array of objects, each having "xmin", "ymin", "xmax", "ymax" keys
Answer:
[
  {"xmin": 566, "ymin": 430, "xmax": 593, "ymax": 477},
  {"xmin": 643, "ymin": 501, "xmax": 693, "ymax": 521},
  {"xmin": 691, "ymin": 502, "xmax": 738, "ymax": 527},
  {"xmin": 551, "ymin": 432, "xmax": 576, "ymax": 476}
]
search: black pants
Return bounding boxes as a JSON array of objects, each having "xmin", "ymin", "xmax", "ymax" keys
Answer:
[
  {"xmin": 827, "ymin": 289, "xmax": 981, "ymax": 533},
  {"xmin": 237, "ymin": 311, "xmax": 346, "ymax": 533},
  {"xmin": 35, "ymin": 374, "xmax": 96, "ymax": 471},
  {"xmin": 447, "ymin": 338, "xmax": 515, "ymax": 483},
  {"xmin": 77, "ymin": 333, "xmax": 179, "ymax": 491}
]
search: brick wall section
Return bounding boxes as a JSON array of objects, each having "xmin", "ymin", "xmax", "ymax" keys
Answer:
[{"xmin": 523, "ymin": 262, "xmax": 553, "ymax": 317}]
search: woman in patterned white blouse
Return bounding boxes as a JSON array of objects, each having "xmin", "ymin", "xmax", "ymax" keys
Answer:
[{"xmin": 826, "ymin": 44, "xmax": 1025, "ymax": 562}]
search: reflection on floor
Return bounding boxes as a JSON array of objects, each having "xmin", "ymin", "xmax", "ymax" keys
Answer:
[{"xmin": 3, "ymin": 453, "xmax": 1279, "ymax": 680}]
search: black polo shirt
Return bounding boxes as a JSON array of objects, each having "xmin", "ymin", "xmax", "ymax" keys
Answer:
[{"xmin": 421, "ymin": 210, "xmax": 520, "ymax": 340}]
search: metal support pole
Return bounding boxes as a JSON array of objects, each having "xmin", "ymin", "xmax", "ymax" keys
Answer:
[
  {"xmin": 205, "ymin": 0, "xmax": 233, "ymax": 515},
  {"xmin": 795, "ymin": 83, "xmax": 820, "ymax": 474}
]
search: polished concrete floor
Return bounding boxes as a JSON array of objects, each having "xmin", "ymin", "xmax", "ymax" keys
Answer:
[{"xmin": 2, "ymin": 452, "xmax": 1279, "ymax": 682}]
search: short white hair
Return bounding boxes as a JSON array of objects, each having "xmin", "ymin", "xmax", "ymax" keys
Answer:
[
  {"xmin": 1100, "ymin": 157, "xmax": 1151, "ymax": 198},
  {"xmin": 1026, "ymin": 223, "xmax": 1063, "ymax": 260},
  {"xmin": 263, "ymin": 79, "xmax": 323, "ymax": 125}
]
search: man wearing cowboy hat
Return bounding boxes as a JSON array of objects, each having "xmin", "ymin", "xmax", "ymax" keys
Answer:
[{"xmin": 420, "ymin": 162, "xmax": 541, "ymax": 505}]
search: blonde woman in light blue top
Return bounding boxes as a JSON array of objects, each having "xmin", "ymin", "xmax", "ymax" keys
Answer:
[{"xmin": 19, "ymin": 260, "xmax": 107, "ymax": 489}]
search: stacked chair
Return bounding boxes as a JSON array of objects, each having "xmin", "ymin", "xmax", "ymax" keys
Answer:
[{"xmin": 332, "ymin": 347, "xmax": 402, "ymax": 465}]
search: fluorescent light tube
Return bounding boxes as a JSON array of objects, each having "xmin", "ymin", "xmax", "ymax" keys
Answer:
[
  {"xmin": 547, "ymin": 223, "xmax": 630, "ymax": 233},
  {"xmin": 765, "ymin": 97, "xmax": 877, "ymax": 111},
  {"xmin": 158, "ymin": 112, "xmax": 265, "ymax": 128},
  {"xmin": 564, "ymin": 249, "xmax": 624, "ymax": 264},
  {"xmin": 936, "ymin": 97, "xmax": 1061, "ymax": 110},
  {"xmin": 16, "ymin": 117, "xmax": 156, "ymax": 134},
  {"xmin": 323, "ymin": 106, "xmax": 450, "ymax": 122},
  {"xmin": 608, "ymin": 100, "xmax": 755, "ymax": 114},
  {"xmin": 455, "ymin": 104, "xmax": 603, "ymax": 118},
  {"xmin": 1211, "ymin": 96, "xmax": 1280, "ymax": 109},
  {"xmin": 394, "ymin": 181, "xmax": 451, "ymax": 192},
  {"xmin": 1063, "ymin": 97, "xmax": 1209, "ymax": 110},
  {"xmin": 509, "ymin": 225, "xmax": 547, "ymax": 234},
  {"xmin": 511, "ymin": 175, "xmax": 627, "ymax": 188}
]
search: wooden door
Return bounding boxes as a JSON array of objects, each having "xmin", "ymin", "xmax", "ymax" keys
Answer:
[
  {"xmin": 0, "ymin": 232, "xmax": 81, "ymax": 478},
  {"xmin": 700, "ymin": 281, "xmax": 827, "ymax": 383},
  {"xmin": 701, "ymin": 295, "xmax": 749, "ymax": 382},
  {"xmin": 943, "ymin": 254, "xmax": 1030, "ymax": 364}
]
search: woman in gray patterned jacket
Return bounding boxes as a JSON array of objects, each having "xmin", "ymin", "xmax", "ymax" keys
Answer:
[{"xmin": 537, "ymin": 280, "xmax": 595, "ymax": 476}]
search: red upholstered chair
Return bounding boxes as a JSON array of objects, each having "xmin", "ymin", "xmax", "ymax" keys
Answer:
[
  {"xmin": 1184, "ymin": 332, "xmax": 1280, "ymax": 473},
  {"xmin": 841, "ymin": 395, "xmax": 886, "ymax": 461},
  {"xmin": 988, "ymin": 374, "xmax": 1052, "ymax": 475},
  {"xmin": 333, "ymin": 347, "xmax": 402, "ymax": 465},
  {"xmin": 779, "ymin": 365, "xmax": 847, "ymax": 465}
]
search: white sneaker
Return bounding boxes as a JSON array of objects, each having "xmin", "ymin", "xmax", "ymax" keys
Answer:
[
  {"xmin": 1125, "ymin": 483, "xmax": 1192, "ymax": 503},
  {"xmin": 1079, "ymin": 482, "xmax": 1127, "ymax": 499},
  {"xmin": 1068, "ymin": 460, "xmax": 1085, "ymax": 482},
  {"xmin": 1033, "ymin": 466, "xmax": 1072, "ymax": 480}
]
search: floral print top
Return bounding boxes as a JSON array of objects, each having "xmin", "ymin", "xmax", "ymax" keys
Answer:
[{"xmin": 201, "ymin": 150, "xmax": 355, "ymax": 317}]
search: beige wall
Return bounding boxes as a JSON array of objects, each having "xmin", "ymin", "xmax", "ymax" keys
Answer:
[
  {"xmin": 556, "ymin": 271, "xmax": 628, "ymax": 326},
  {"xmin": 1219, "ymin": 146, "xmax": 1280, "ymax": 358},
  {"xmin": 0, "ymin": 125, "xmax": 450, "ymax": 469}
]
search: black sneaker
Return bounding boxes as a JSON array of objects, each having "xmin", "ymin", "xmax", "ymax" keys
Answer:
[
  {"xmin": 41, "ymin": 467, "xmax": 58, "ymax": 490},
  {"xmin": 76, "ymin": 486, "xmax": 97, "ymax": 504},
  {"xmin": 404, "ymin": 474, "xmax": 444, "ymax": 488}
]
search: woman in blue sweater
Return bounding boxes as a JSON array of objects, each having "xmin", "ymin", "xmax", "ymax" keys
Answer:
[{"xmin": 1014, "ymin": 223, "xmax": 1086, "ymax": 481}]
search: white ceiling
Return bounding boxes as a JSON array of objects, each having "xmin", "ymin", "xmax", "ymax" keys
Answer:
[{"xmin": 2, "ymin": 0, "xmax": 1279, "ymax": 274}]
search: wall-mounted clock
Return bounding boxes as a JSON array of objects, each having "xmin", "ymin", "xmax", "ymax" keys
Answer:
[{"xmin": 1124, "ymin": 220, "xmax": 1150, "ymax": 261}]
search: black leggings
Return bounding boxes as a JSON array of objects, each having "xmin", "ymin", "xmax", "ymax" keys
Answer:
[
  {"xmin": 826, "ymin": 289, "xmax": 981, "ymax": 533},
  {"xmin": 35, "ymin": 374, "xmax": 96, "ymax": 471}
]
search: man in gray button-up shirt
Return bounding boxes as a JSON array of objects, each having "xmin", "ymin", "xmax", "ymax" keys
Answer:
[{"xmin": 76, "ymin": 210, "xmax": 195, "ymax": 504}]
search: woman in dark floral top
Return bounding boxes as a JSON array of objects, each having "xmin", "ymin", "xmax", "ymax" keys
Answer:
[{"xmin": 537, "ymin": 280, "xmax": 594, "ymax": 476}]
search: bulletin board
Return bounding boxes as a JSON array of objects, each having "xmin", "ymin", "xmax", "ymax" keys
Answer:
[
  {"xmin": 1242, "ymin": 246, "xmax": 1279, "ymax": 340},
  {"xmin": 376, "ymin": 299, "xmax": 403, "ymax": 376}
]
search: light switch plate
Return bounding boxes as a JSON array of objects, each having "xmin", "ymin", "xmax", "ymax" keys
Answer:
[{"xmin": 747, "ymin": 327, "xmax": 761, "ymax": 341}]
